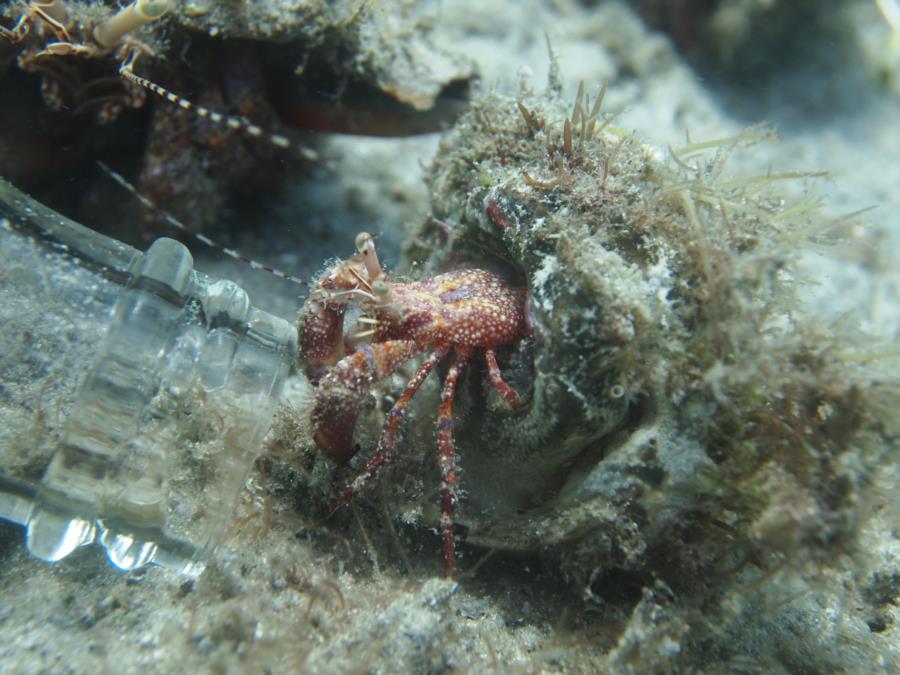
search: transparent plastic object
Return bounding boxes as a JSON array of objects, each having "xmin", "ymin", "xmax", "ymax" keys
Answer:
[{"xmin": 0, "ymin": 179, "xmax": 297, "ymax": 576}]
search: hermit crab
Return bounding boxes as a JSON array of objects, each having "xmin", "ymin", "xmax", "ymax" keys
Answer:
[
  {"xmin": 1, "ymin": 0, "xmax": 170, "ymax": 122},
  {"xmin": 297, "ymin": 233, "xmax": 528, "ymax": 577}
]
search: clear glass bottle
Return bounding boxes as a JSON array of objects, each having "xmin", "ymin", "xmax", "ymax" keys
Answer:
[{"xmin": 0, "ymin": 178, "xmax": 296, "ymax": 576}]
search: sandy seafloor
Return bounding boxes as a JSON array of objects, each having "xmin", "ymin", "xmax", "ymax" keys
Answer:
[{"xmin": 1, "ymin": 1, "xmax": 899, "ymax": 673}]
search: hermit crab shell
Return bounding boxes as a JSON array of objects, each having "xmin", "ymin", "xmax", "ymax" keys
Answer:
[{"xmin": 400, "ymin": 90, "xmax": 799, "ymax": 579}]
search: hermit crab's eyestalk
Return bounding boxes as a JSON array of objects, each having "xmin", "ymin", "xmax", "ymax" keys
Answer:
[
  {"xmin": 355, "ymin": 231, "xmax": 382, "ymax": 283},
  {"xmin": 93, "ymin": 0, "xmax": 169, "ymax": 49},
  {"xmin": 371, "ymin": 279, "xmax": 393, "ymax": 308}
]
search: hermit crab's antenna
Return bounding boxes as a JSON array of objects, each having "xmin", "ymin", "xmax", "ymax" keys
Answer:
[
  {"xmin": 97, "ymin": 161, "xmax": 309, "ymax": 288},
  {"xmin": 117, "ymin": 54, "xmax": 319, "ymax": 161}
]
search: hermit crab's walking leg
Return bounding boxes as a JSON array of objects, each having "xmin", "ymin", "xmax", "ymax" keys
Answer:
[
  {"xmin": 438, "ymin": 347, "xmax": 472, "ymax": 578},
  {"xmin": 328, "ymin": 346, "xmax": 449, "ymax": 516},
  {"xmin": 485, "ymin": 348, "xmax": 521, "ymax": 407}
]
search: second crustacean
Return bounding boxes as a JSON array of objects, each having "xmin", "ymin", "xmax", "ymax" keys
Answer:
[
  {"xmin": 297, "ymin": 232, "xmax": 528, "ymax": 577},
  {"xmin": 1, "ymin": 0, "xmax": 171, "ymax": 123}
]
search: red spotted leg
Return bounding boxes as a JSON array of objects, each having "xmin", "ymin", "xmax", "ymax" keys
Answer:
[
  {"xmin": 485, "ymin": 348, "xmax": 521, "ymax": 406},
  {"xmin": 328, "ymin": 346, "xmax": 449, "ymax": 516},
  {"xmin": 438, "ymin": 347, "xmax": 472, "ymax": 578}
]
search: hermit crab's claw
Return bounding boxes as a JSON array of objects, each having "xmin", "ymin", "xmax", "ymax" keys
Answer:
[
  {"xmin": 297, "ymin": 299, "xmax": 347, "ymax": 384},
  {"xmin": 312, "ymin": 340, "xmax": 424, "ymax": 462},
  {"xmin": 297, "ymin": 234, "xmax": 385, "ymax": 383},
  {"xmin": 312, "ymin": 386, "xmax": 362, "ymax": 462}
]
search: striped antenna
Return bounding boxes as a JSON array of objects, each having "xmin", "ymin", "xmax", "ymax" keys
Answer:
[
  {"xmin": 118, "ymin": 63, "xmax": 319, "ymax": 161},
  {"xmin": 98, "ymin": 161, "xmax": 309, "ymax": 288}
]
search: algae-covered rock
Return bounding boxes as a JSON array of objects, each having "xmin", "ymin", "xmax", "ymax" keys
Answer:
[{"xmin": 173, "ymin": 0, "xmax": 475, "ymax": 115}]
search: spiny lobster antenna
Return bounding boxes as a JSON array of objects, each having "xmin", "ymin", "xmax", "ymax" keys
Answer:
[
  {"xmin": 97, "ymin": 161, "xmax": 309, "ymax": 288},
  {"xmin": 117, "ymin": 57, "xmax": 319, "ymax": 162}
]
